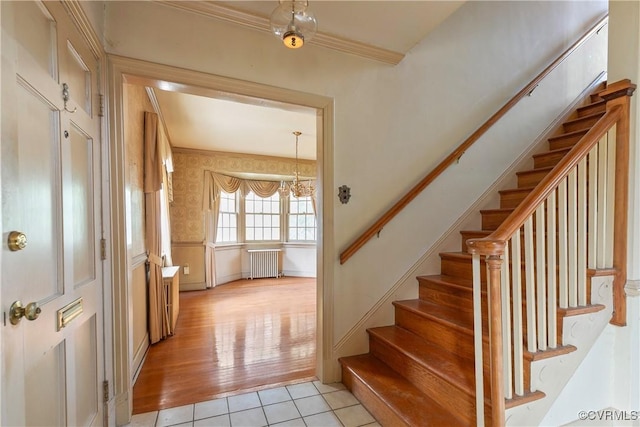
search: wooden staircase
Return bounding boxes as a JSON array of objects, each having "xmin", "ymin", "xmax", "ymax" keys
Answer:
[{"xmin": 339, "ymin": 84, "xmax": 611, "ymax": 426}]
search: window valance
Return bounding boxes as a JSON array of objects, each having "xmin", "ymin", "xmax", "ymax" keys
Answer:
[{"xmin": 202, "ymin": 171, "xmax": 316, "ymax": 211}]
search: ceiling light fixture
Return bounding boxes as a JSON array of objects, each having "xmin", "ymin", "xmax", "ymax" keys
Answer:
[
  {"xmin": 270, "ymin": 0, "xmax": 317, "ymax": 49},
  {"xmin": 290, "ymin": 131, "xmax": 315, "ymax": 198}
]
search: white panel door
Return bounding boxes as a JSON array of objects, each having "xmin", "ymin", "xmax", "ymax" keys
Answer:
[{"xmin": 1, "ymin": 1, "xmax": 104, "ymax": 425}]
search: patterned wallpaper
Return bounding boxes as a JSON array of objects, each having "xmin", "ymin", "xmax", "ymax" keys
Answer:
[{"xmin": 171, "ymin": 149, "xmax": 316, "ymax": 243}]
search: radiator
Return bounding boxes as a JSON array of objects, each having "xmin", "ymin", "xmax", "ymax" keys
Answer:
[{"xmin": 248, "ymin": 249, "xmax": 281, "ymax": 279}]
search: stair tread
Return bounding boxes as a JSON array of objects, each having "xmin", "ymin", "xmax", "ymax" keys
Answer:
[
  {"xmin": 516, "ymin": 166, "xmax": 553, "ymax": 176},
  {"xmin": 548, "ymin": 128, "xmax": 589, "ymax": 141},
  {"xmin": 340, "ymin": 354, "xmax": 467, "ymax": 427},
  {"xmin": 499, "ymin": 186, "xmax": 535, "ymax": 195},
  {"xmin": 440, "ymin": 251, "xmax": 473, "ymax": 260},
  {"xmin": 419, "ymin": 274, "xmax": 474, "ymax": 289},
  {"xmin": 369, "ymin": 326, "xmax": 476, "ymax": 393},
  {"xmin": 563, "ymin": 111, "xmax": 605, "ymax": 125},
  {"xmin": 532, "ymin": 147, "xmax": 572, "ymax": 158},
  {"xmin": 394, "ymin": 299, "xmax": 474, "ymax": 331},
  {"xmin": 577, "ymin": 99, "xmax": 605, "ymax": 110},
  {"xmin": 480, "ymin": 207, "xmax": 514, "ymax": 214}
]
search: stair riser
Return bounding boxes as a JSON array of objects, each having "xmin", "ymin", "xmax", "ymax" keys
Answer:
[
  {"xmin": 563, "ymin": 114, "xmax": 603, "ymax": 132},
  {"xmin": 577, "ymin": 101, "xmax": 605, "ymax": 117},
  {"xmin": 534, "ymin": 150, "xmax": 570, "ymax": 169},
  {"xmin": 394, "ymin": 308, "xmax": 475, "ymax": 357},
  {"xmin": 440, "ymin": 257, "xmax": 486, "ymax": 282},
  {"xmin": 482, "ymin": 210, "xmax": 512, "ymax": 231},
  {"xmin": 418, "ymin": 279, "xmax": 474, "ymax": 309},
  {"xmin": 500, "ymin": 190, "xmax": 533, "ymax": 209},
  {"xmin": 440, "ymin": 255, "xmax": 565, "ymax": 287},
  {"xmin": 393, "ymin": 310, "xmax": 492, "ymax": 376},
  {"xmin": 548, "ymin": 130, "xmax": 588, "ymax": 151},
  {"xmin": 341, "ymin": 367, "xmax": 411, "ymax": 427},
  {"xmin": 369, "ymin": 337, "xmax": 477, "ymax": 424},
  {"xmin": 517, "ymin": 169, "xmax": 550, "ymax": 188}
]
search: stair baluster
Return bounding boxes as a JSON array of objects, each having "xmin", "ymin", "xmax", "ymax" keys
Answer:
[{"xmin": 468, "ymin": 79, "xmax": 636, "ymax": 425}]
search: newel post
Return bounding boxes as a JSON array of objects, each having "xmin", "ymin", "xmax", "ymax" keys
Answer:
[
  {"xmin": 467, "ymin": 239, "xmax": 506, "ymax": 427},
  {"xmin": 599, "ymin": 79, "xmax": 636, "ymax": 326}
]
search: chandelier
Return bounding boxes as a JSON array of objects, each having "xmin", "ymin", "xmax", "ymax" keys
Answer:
[
  {"xmin": 290, "ymin": 131, "xmax": 315, "ymax": 198},
  {"xmin": 270, "ymin": 0, "xmax": 317, "ymax": 49}
]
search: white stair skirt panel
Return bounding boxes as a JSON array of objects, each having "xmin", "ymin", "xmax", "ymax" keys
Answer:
[{"xmin": 505, "ymin": 274, "xmax": 615, "ymax": 426}]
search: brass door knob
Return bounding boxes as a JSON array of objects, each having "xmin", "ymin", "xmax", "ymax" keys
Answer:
[
  {"xmin": 8, "ymin": 231, "xmax": 27, "ymax": 251},
  {"xmin": 9, "ymin": 301, "xmax": 41, "ymax": 325}
]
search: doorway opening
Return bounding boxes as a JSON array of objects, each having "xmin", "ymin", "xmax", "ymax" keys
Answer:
[{"xmin": 109, "ymin": 58, "xmax": 334, "ymax": 419}]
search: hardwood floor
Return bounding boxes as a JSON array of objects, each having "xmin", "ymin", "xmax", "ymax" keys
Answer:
[{"xmin": 132, "ymin": 277, "xmax": 317, "ymax": 414}]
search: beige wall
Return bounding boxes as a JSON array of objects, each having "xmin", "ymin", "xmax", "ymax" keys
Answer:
[
  {"xmin": 123, "ymin": 84, "xmax": 149, "ymax": 256},
  {"xmin": 170, "ymin": 148, "xmax": 315, "ymax": 288},
  {"xmin": 171, "ymin": 148, "xmax": 315, "ymax": 242},
  {"xmin": 123, "ymin": 83, "xmax": 153, "ymax": 377},
  {"xmin": 171, "ymin": 244, "xmax": 205, "ymax": 290}
]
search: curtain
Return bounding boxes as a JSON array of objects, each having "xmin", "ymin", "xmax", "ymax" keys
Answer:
[
  {"xmin": 160, "ymin": 127, "xmax": 173, "ymax": 266},
  {"xmin": 202, "ymin": 172, "xmax": 243, "ymax": 287},
  {"xmin": 243, "ymin": 179, "xmax": 282, "ymax": 198},
  {"xmin": 201, "ymin": 172, "xmax": 316, "ymax": 287},
  {"xmin": 145, "ymin": 112, "xmax": 171, "ymax": 343}
]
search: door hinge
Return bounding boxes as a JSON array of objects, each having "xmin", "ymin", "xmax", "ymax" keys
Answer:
[
  {"xmin": 98, "ymin": 94, "xmax": 105, "ymax": 117},
  {"xmin": 103, "ymin": 380, "xmax": 109, "ymax": 402},
  {"xmin": 100, "ymin": 238, "xmax": 107, "ymax": 261}
]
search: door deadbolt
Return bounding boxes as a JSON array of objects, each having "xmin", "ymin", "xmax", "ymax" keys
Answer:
[
  {"xmin": 8, "ymin": 231, "xmax": 27, "ymax": 251},
  {"xmin": 9, "ymin": 301, "xmax": 42, "ymax": 325}
]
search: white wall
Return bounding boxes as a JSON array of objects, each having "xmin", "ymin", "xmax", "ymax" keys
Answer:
[
  {"xmin": 608, "ymin": 0, "xmax": 640, "ymax": 417},
  {"xmin": 213, "ymin": 244, "xmax": 316, "ymax": 285},
  {"xmin": 215, "ymin": 245, "xmax": 243, "ymax": 285},
  {"xmin": 283, "ymin": 244, "xmax": 316, "ymax": 278},
  {"xmin": 513, "ymin": 2, "xmax": 640, "ymax": 423},
  {"xmin": 104, "ymin": 0, "xmax": 608, "ymax": 377}
]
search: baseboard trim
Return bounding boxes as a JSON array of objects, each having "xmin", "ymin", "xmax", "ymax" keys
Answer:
[
  {"xmin": 180, "ymin": 282, "xmax": 207, "ymax": 291},
  {"xmin": 132, "ymin": 333, "xmax": 149, "ymax": 384}
]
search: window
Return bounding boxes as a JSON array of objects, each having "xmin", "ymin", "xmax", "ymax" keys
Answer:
[
  {"xmin": 245, "ymin": 191, "xmax": 280, "ymax": 241},
  {"xmin": 216, "ymin": 191, "xmax": 238, "ymax": 243},
  {"xmin": 288, "ymin": 196, "xmax": 316, "ymax": 241}
]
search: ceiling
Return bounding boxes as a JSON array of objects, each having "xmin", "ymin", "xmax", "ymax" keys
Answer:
[
  {"xmin": 152, "ymin": 1, "xmax": 465, "ymax": 161},
  {"xmin": 153, "ymin": 88, "xmax": 318, "ymax": 160},
  {"xmin": 213, "ymin": 1, "xmax": 465, "ymax": 54}
]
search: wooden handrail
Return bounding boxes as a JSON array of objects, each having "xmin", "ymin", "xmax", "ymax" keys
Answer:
[
  {"xmin": 339, "ymin": 14, "xmax": 608, "ymax": 265},
  {"xmin": 467, "ymin": 105, "xmax": 622, "ymax": 254}
]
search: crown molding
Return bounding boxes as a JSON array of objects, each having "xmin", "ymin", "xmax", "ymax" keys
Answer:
[
  {"xmin": 156, "ymin": 0, "xmax": 404, "ymax": 65},
  {"xmin": 61, "ymin": 0, "xmax": 105, "ymax": 60}
]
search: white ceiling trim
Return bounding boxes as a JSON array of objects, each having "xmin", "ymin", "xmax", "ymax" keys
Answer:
[{"xmin": 156, "ymin": 0, "xmax": 405, "ymax": 65}]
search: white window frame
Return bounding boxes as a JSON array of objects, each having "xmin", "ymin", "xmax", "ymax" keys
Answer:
[
  {"xmin": 287, "ymin": 195, "xmax": 317, "ymax": 242},
  {"xmin": 244, "ymin": 191, "xmax": 281, "ymax": 242},
  {"xmin": 215, "ymin": 190, "xmax": 238, "ymax": 243}
]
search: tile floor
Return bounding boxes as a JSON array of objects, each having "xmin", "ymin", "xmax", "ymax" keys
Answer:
[{"xmin": 126, "ymin": 381, "xmax": 380, "ymax": 427}]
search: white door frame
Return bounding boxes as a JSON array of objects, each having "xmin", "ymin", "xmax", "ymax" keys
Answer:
[{"xmin": 106, "ymin": 54, "xmax": 335, "ymax": 424}]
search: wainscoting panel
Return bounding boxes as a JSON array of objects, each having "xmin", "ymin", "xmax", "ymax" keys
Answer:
[
  {"xmin": 214, "ymin": 245, "xmax": 243, "ymax": 285},
  {"xmin": 131, "ymin": 256, "xmax": 149, "ymax": 380},
  {"xmin": 171, "ymin": 243, "xmax": 206, "ymax": 290}
]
